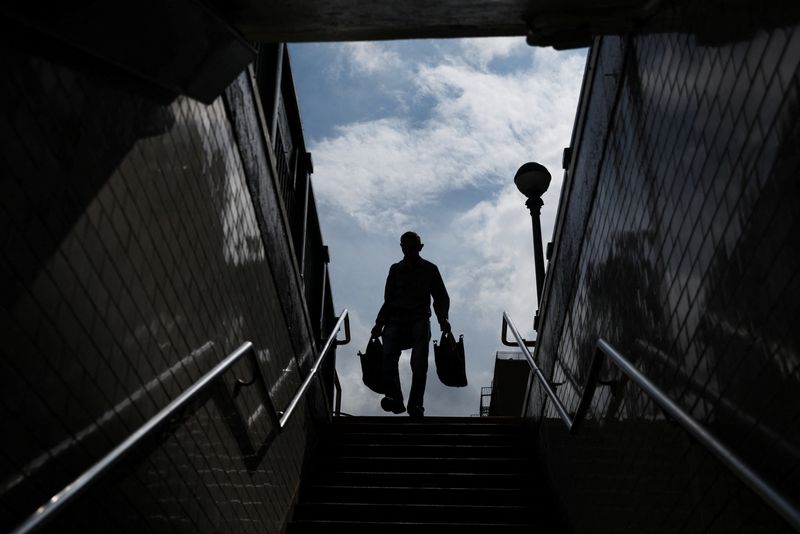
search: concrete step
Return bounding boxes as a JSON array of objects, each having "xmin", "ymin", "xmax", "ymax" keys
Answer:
[
  {"xmin": 321, "ymin": 442, "xmax": 528, "ymax": 458},
  {"xmin": 332, "ymin": 416, "xmax": 524, "ymax": 425},
  {"xmin": 311, "ymin": 470, "xmax": 532, "ymax": 489},
  {"xmin": 324, "ymin": 431, "xmax": 523, "ymax": 446},
  {"xmin": 292, "ymin": 502, "xmax": 533, "ymax": 524},
  {"xmin": 286, "ymin": 519, "xmax": 544, "ymax": 533},
  {"xmin": 328, "ymin": 417, "xmax": 528, "ymax": 436},
  {"xmin": 299, "ymin": 485, "xmax": 548, "ymax": 506},
  {"xmin": 318, "ymin": 456, "xmax": 532, "ymax": 474}
]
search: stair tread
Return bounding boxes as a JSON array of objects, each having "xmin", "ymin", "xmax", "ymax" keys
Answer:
[
  {"xmin": 314, "ymin": 470, "xmax": 528, "ymax": 477},
  {"xmin": 293, "ymin": 502, "xmax": 536, "ymax": 524},
  {"xmin": 327, "ymin": 443, "xmax": 522, "ymax": 448},
  {"xmin": 321, "ymin": 457, "xmax": 531, "ymax": 471},
  {"xmin": 306, "ymin": 485, "xmax": 531, "ymax": 491},
  {"xmin": 333, "ymin": 416, "xmax": 523, "ymax": 423},
  {"xmin": 322, "ymin": 445, "xmax": 528, "ymax": 458},
  {"xmin": 332, "ymin": 456, "xmax": 527, "ymax": 463},
  {"xmin": 328, "ymin": 432, "xmax": 518, "ymax": 439},
  {"xmin": 299, "ymin": 486, "xmax": 549, "ymax": 505},
  {"xmin": 299, "ymin": 502, "xmax": 529, "ymax": 509},
  {"xmin": 330, "ymin": 420, "xmax": 526, "ymax": 434},
  {"xmin": 290, "ymin": 519, "xmax": 539, "ymax": 526},
  {"xmin": 301, "ymin": 485, "xmax": 548, "ymax": 500}
]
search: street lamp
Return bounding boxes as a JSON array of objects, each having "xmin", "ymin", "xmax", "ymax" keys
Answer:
[{"xmin": 514, "ymin": 162, "xmax": 551, "ymax": 329}]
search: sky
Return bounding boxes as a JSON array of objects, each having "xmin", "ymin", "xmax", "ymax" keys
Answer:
[{"xmin": 290, "ymin": 38, "xmax": 587, "ymax": 416}]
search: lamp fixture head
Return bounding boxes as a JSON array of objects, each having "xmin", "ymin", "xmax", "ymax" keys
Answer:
[{"xmin": 514, "ymin": 162, "xmax": 551, "ymax": 198}]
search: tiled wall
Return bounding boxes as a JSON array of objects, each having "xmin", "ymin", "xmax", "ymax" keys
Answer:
[
  {"xmin": 0, "ymin": 44, "xmax": 325, "ymax": 531},
  {"xmin": 531, "ymin": 26, "xmax": 800, "ymax": 533}
]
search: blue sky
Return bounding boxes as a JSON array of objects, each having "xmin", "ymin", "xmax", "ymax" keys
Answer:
[{"xmin": 290, "ymin": 38, "xmax": 587, "ymax": 416}]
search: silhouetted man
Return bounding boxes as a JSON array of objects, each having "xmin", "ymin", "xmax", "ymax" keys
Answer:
[{"xmin": 371, "ymin": 231, "xmax": 450, "ymax": 418}]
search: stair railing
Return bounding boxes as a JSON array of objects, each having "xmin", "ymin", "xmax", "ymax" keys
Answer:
[
  {"xmin": 280, "ymin": 310, "xmax": 350, "ymax": 427},
  {"xmin": 12, "ymin": 309, "xmax": 351, "ymax": 534},
  {"xmin": 502, "ymin": 310, "xmax": 800, "ymax": 531}
]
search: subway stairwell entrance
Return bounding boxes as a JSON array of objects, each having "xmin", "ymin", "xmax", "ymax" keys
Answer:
[{"xmin": 2, "ymin": 3, "xmax": 800, "ymax": 533}]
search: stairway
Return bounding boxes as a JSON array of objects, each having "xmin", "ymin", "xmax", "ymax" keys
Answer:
[{"xmin": 287, "ymin": 416, "xmax": 565, "ymax": 533}]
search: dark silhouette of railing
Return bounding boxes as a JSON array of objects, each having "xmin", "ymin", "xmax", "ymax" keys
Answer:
[
  {"xmin": 254, "ymin": 42, "xmax": 333, "ymax": 348},
  {"xmin": 480, "ymin": 386, "xmax": 492, "ymax": 416},
  {"xmin": 501, "ymin": 311, "xmax": 800, "ymax": 531}
]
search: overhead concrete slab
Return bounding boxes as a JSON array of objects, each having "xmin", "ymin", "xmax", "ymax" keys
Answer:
[{"xmin": 220, "ymin": 0, "xmax": 800, "ymax": 49}]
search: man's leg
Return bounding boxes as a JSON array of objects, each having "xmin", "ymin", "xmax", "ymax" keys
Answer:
[
  {"xmin": 381, "ymin": 324, "xmax": 405, "ymax": 413},
  {"xmin": 407, "ymin": 319, "xmax": 431, "ymax": 416}
]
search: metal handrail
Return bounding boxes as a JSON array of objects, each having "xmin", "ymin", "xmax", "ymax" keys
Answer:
[
  {"xmin": 501, "ymin": 314, "xmax": 535, "ymax": 347},
  {"xmin": 502, "ymin": 312, "xmax": 572, "ymax": 425},
  {"xmin": 279, "ymin": 309, "xmax": 349, "ymax": 427},
  {"xmin": 13, "ymin": 309, "xmax": 351, "ymax": 534},
  {"xmin": 11, "ymin": 341, "xmax": 255, "ymax": 534},
  {"xmin": 502, "ymin": 311, "xmax": 800, "ymax": 531}
]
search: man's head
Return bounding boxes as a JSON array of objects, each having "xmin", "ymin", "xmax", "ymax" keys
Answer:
[{"xmin": 400, "ymin": 231, "xmax": 423, "ymax": 258}]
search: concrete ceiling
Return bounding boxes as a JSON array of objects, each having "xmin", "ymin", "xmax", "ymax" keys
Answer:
[{"xmin": 219, "ymin": 0, "xmax": 800, "ymax": 48}]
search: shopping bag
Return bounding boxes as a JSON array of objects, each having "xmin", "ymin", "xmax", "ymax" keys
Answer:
[
  {"xmin": 433, "ymin": 332, "xmax": 467, "ymax": 387},
  {"xmin": 358, "ymin": 337, "xmax": 384, "ymax": 394}
]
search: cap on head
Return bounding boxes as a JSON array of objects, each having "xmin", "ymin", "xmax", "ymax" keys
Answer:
[{"xmin": 400, "ymin": 231, "xmax": 423, "ymax": 251}]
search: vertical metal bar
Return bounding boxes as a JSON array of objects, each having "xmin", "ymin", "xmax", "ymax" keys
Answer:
[
  {"xmin": 252, "ymin": 43, "xmax": 263, "ymax": 85},
  {"xmin": 520, "ymin": 371, "xmax": 534, "ymax": 418},
  {"xmin": 568, "ymin": 346, "xmax": 605, "ymax": 434},
  {"xmin": 317, "ymin": 372, "xmax": 333, "ymax": 421},
  {"xmin": 299, "ymin": 170, "xmax": 311, "ymax": 278},
  {"xmin": 270, "ymin": 43, "xmax": 285, "ymax": 144},
  {"xmin": 285, "ymin": 145, "xmax": 298, "ymax": 224},
  {"xmin": 319, "ymin": 262, "xmax": 328, "ymax": 341},
  {"xmin": 289, "ymin": 145, "xmax": 299, "ymax": 192},
  {"xmin": 335, "ymin": 312, "xmax": 351, "ymax": 346},
  {"xmin": 333, "ymin": 372, "xmax": 342, "ymax": 417}
]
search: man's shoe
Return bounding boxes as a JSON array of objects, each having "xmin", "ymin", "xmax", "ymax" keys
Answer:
[
  {"xmin": 407, "ymin": 405, "xmax": 424, "ymax": 418},
  {"xmin": 381, "ymin": 397, "xmax": 406, "ymax": 414}
]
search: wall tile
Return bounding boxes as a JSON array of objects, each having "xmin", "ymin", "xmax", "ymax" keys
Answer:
[
  {"xmin": 0, "ymin": 44, "xmax": 320, "ymax": 532},
  {"xmin": 536, "ymin": 26, "xmax": 800, "ymax": 533}
]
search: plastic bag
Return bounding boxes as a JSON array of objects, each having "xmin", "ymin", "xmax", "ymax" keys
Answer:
[
  {"xmin": 434, "ymin": 332, "xmax": 467, "ymax": 387},
  {"xmin": 358, "ymin": 337, "xmax": 384, "ymax": 394}
]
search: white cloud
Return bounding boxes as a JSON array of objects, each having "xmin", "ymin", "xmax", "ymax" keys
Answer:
[
  {"xmin": 459, "ymin": 36, "xmax": 526, "ymax": 68},
  {"xmin": 313, "ymin": 45, "xmax": 583, "ymax": 236},
  {"xmin": 448, "ymin": 186, "xmax": 537, "ymax": 319},
  {"xmin": 343, "ymin": 42, "xmax": 404, "ymax": 74},
  {"xmin": 304, "ymin": 39, "xmax": 587, "ymax": 416}
]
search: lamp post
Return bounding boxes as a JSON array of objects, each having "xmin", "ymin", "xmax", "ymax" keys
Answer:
[{"xmin": 514, "ymin": 162, "xmax": 551, "ymax": 329}]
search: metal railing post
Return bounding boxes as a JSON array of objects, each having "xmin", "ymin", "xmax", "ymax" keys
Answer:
[{"xmin": 270, "ymin": 43, "xmax": 285, "ymax": 143}]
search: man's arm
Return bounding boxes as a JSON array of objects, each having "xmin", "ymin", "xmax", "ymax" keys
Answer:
[{"xmin": 431, "ymin": 265, "xmax": 451, "ymax": 332}]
